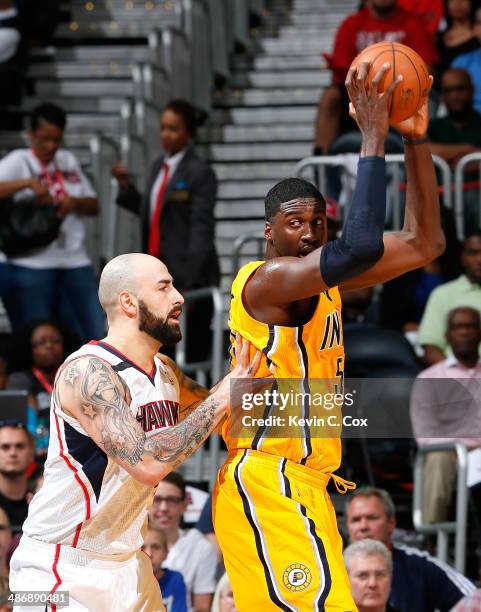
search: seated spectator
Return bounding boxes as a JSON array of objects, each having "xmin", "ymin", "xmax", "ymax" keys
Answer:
[
  {"xmin": 418, "ymin": 231, "xmax": 481, "ymax": 365},
  {"xmin": 345, "ymin": 487, "xmax": 475, "ymax": 611},
  {"xmin": 148, "ymin": 472, "xmax": 217, "ymax": 612},
  {"xmin": 0, "ymin": 102, "xmax": 104, "ymax": 343},
  {"xmin": 452, "ymin": 6, "xmax": 481, "ymax": 113},
  {"xmin": 142, "ymin": 526, "xmax": 188, "ymax": 612},
  {"xmin": 211, "ymin": 574, "xmax": 236, "ymax": 612},
  {"xmin": 314, "ymin": 0, "xmax": 438, "ymax": 155},
  {"xmin": 344, "ymin": 539, "xmax": 397, "ymax": 612},
  {"xmin": 429, "ymin": 68, "xmax": 481, "ymax": 232},
  {"xmin": 0, "ymin": 422, "xmax": 34, "ymax": 533},
  {"xmin": 436, "ymin": 0, "xmax": 480, "ymax": 79},
  {"xmin": 411, "ymin": 306, "xmax": 481, "ymax": 523},
  {"xmin": 195, "ymin": 493, "xmax": 220, "ymax": 560}
]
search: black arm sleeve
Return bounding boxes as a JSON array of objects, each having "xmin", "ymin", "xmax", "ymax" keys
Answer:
[{"xmin": 320, "ymin": 156, "xmax": 386, "ymax": 287}]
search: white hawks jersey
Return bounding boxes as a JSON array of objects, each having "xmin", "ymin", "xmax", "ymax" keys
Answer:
[{"xmin": 23, "ymin": 340, "xmax": 180, "ymax": 555}]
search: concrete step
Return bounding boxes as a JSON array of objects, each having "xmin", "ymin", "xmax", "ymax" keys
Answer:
[
  {"xmin": 209, "ymin": 106, "xmax": 317, "ymax": 126},
  {"xmin": 253, "ymin": 55, "xmax": 324, "ymax": 70},
  {"xmin": 29, "ymin": 61, "xmax": 135, "ymax": 79},
  {"xmin": 51, "ymin": 45, "xmax": 153, "ymax": 63},
  {"xmin": 204, "ymin": 124, "xmax": 314, "ymax": 144},
  {"xmin": 229, "ymin": 69, "xmax": 330, "ymax": 89},
  {"xmin": 205, "ymin": 142, "xmax": 311, "ymax": 162},
  {"xmin": 213, "ymin": 161, "xmax": 298, "ymax": 181},
  {"xmin": 220, "ymin": 88, "xmax": 322, "ymax": 106},
  {"xmin": 216, "ymin": 219, "xmax": 263, "ymax": 239},
  {"xmin": 55, "ymin": 21, "xmax": 154, "ymax": 40},
  {"xmin": 66, "ymin": 6, "xmax": 179, "ymax": 22},
  {"xmin": 215, "ymin": 199, "xmax": 265, "ymax": 219},
  {"xmin": 35, "ymin": 78, "xmax": 134, "ymax": 97},
  {"xmin": 261, "ymin": 39, "xmax": 327, "ymax": 54},
  {"xmin": 218, "ymin": 180, "xmax": 277, "ymax": 200},
  {"xmin": 20, "ymin": 96, "xmax": 127, "ymax": 114}
]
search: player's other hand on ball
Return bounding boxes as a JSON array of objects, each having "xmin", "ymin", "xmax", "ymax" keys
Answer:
[
  {"xmin": 345, "ymin": 60, "xmax": 402, "ymax": 142},
  {"xmin": 391, "ymin": 75, "xmax": 434, "ymax": 139}
]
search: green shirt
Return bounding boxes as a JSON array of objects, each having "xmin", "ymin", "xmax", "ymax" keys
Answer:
[
  {"xmin": 418, "ymin": 275, "xmax": 481, "ymax": 353},
  {"xmin": 428, "ymin": 111, "xmax": 481, "ymax": 147}
]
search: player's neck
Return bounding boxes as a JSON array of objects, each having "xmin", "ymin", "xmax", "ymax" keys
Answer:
[{"xmin": 102, "ymin": 328, "xmax": 160, "ymax": 373}]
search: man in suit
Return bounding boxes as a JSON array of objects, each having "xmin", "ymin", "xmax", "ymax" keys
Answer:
[{"xmin": 112, "ymin": 99, "xmax": 219, "ymax": 363}]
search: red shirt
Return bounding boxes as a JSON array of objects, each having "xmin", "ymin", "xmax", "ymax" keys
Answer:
[
  {"xmin": 328, "ymin": 6, "xmax": 439, "ymax": 85},
  {"xmin": 398, "ymin": 0, "xmax": 443, "ymax": 36}
]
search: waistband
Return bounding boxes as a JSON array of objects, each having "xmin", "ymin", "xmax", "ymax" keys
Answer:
[
  {"xmin": 19, "ymin": 535, "xmax": 136, "ymax": 568},
  {"xmin": 226, "ymin": 448, "xmax": 356, "ymax": 493}
]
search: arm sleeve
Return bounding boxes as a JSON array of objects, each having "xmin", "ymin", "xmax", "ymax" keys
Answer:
[{"xmin": 183, "ymin": 164, "xmax": 217, "ymax": 289}]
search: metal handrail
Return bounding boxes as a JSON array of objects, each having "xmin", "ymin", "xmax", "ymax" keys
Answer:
[
  {"xmin": 454, "ymin": 152, "xmax": 481, "ymax": 240},
  {"xmin": 295, "ymin": 154, "xmax": 453, "ymax": 230},
  {"xmin": 232, "ymin": 232, "xmax": 265, "ymax": 277},
  {"xmin": 413, "ymin": 442, "xmax": 469, "ymax": 573},
  {"xmin": 175, "ymin": 286, "xmax": 224, "ymax": 487}
]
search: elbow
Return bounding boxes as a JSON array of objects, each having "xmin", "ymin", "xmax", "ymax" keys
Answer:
[
  {"xmin": 420, "ymin": 231, "xmax": 446, "ymax": 264},
  {"xmin": 138, "ymin": 465, "xmax": 172, "ymax": 487}
]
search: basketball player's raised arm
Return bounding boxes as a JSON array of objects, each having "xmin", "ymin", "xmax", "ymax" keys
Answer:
[
  {"xmin": 341, "ymin": 79, "xmax": 446, "ymax": 292},
  {"xmin": 248, "ymin": 62, "xmax": 399, "ymax": 305},
  {"xmin": 57, "ymin": 337, "xmax": 261, "ymax": 487}
]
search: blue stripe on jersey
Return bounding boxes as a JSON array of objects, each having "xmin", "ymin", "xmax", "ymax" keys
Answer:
[{"xmin": 64, "ymin": 422, "xmax": 108, "ymax": 502}]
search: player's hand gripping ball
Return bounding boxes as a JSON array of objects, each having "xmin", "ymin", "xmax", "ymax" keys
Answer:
[{"xmin": 349, "ymin": 41, "xmax": 431, "ymax": 124}]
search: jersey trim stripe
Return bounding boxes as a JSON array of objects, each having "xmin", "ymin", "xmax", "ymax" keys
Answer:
[
  {"xmin": 49, "ymin": 543, "xmax": 62, "ymax": 612},
  {"xmin": 296, "ymin": 327, "xmax": 312, "ymax": 465},
  {"xmin": 234, "ymin": 450, "xmax": 296, "ymax": 612},
  {"xmin": 92, "ymin": 340, "xmax": 157, "ymax": 385},
  {"xmin": 280, "ymin": 460, "xmax": 331, "ymax": 610},
  {"xmin": 53, "ymin": 410, "xmax": 91, "ymax": 545}
]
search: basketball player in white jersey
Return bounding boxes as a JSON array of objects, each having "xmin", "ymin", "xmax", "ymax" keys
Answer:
[{"xmin": 9, "ymin": 253, "xmax": 261, "ymax": 612}]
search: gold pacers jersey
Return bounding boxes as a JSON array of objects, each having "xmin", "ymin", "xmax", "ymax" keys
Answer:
[{"xmin": 223, "ymin": 260, "xmax": 344, "ymax": 473}]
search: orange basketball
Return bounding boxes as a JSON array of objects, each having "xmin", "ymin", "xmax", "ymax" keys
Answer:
[{"xmin": 349, "ymin": 41, "xmax": 431, "ymax": 124}]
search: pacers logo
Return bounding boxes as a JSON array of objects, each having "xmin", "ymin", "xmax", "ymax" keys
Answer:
[{"xmin": 283, "ymin": 563, "xmax": 312, "ymax": 592}]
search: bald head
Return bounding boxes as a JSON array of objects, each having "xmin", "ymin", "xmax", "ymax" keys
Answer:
[{"xmin": 98, "ymin": 253, "xmax": 169, "ymax": 318}]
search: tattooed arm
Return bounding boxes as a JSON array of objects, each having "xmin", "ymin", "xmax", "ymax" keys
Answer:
[
  {"xmin": 158, "ymin": 354, "xmax": 209, "ymax": 421},
  {"xmin": 57, "ymin": 336, "xmax": 260, "ymax": 486}
]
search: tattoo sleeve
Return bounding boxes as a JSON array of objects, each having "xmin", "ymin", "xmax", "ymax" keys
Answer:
[{"xmin": 63, "ymin": 357, "xmax": 223, "ymax": 471}]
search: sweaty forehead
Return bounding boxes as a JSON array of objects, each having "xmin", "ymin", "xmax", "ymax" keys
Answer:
[{"xmin": 278, "ymin": 197, "xmax": 324, "ymax": 215}]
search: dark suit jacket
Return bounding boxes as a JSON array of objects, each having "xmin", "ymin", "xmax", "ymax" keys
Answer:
[{"xmin": 116, "ymin": 147, "xmax": 219, "ymax": 290}]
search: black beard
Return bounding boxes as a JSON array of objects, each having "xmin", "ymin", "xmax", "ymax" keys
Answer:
[
  {"xmin": 138, "ymin": 299, "xmax": 182, "ymax": 346},
  {"xmin": 372, "ymin": 3, "xmax": 396, "ymax": 17}
]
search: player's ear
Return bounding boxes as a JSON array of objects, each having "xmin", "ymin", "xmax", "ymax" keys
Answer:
[
  {"xmin": 265, "ymin": 221, "xmax": 273, "ymax": 244},
  {"xmin": 119, "ymin": 290, "xmax": 138, "ymax": 318}
]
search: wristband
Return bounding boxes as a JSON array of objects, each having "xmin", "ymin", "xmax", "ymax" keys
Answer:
[{"xmin": 402, "ymin": 135, "xmax": 429, "ymax": 145}]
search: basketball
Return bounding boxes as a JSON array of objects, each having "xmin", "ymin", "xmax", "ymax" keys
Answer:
[{"xmin": 349, "ymin": 42, "xmax": 431, "ymax": 124}]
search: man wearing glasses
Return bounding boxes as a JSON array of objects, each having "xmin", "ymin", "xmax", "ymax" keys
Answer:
[
  {"xmin": 0, "ymin": 421, "xmax": 34, "ymax": 534},
  {"xmin": 149, "ymin": 472, "xmax": 217, "ymax": 612}
]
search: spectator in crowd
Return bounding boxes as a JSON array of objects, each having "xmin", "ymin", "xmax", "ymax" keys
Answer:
[
  {"xmin": 398, "ymin": 0, "xmax": 444, "ymax": 37},
  {"xmin": 6, "ymin": 320, "xmax": 69, "ymax": 415},
  {"xmin": 418, "ymin": 231, "xmax": 481, "ymax": 365},
  {"xmin": 113, "ymin": 99, "xmax": 219, "ymax": 364},
  {"xmin": 345, "ymin": 487, "xmax": 475, "ymax": 611},
  {"xmin": 0, "ymin": 422, "xmax": 34, "ymax": 534},
  {"xmin": 411, "ymin": 306, "xmax": 481, "ymax": 523},
  {"xmin": 142, "ymin": 526, "xmax": 188, "ymax": 612},
  {"xmin": 314, "ymin": 0, "xmax": 438, "ymax": 155},
  {"xmin": 195, "ymin": 494, "xmax": 220, "ymax": 560},
  {"xmin": 344, "ymin": 539, "xmax": 396, "ymax": 612},
  {"xmin": 0, "ymin": 103, "xmax": 104, "ymax": 342},
  {"xmin": 437, "ymin": 0, "xmax": 480, "ymax": 78},
  {"xmin": 211, "ymin": 574, "xmax": 236, "ymax": 612},
  {"xmin": 451, "ymin": 589, "xmax": 481, "ymax": 610},
  {"xmin": 429, "ymin": 68, "xmax": 481, "ymax": 232},
  {"xmin": 452, "ymin": 6, "xmax": 481, "ymax": 113},
  {"xmin": 148, "ymin": 472, "xmax": 218, "ymax": 612}
]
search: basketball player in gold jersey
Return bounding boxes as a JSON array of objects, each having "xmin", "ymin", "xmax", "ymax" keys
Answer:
[{"xmin": 213, "ymin": 63, "xmax": 445, "ymax": 610}]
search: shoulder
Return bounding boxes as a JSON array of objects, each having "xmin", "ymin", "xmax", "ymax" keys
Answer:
[
  {"xmin": 416, "ymin": 360, "xmax": 448, "ymax": 379},
  {"xmin": 338, "ymin": 10, "xmax": 362, "ymax": 31},
  {"xmin": 185, "ymin": 152, "xmax": 216, "ymax": 180},
  {"xmin": 453, "ymin": 48, "xmax": 481, "ymax": 66},
  {"xmin": 164, "ymin": 568, "xmax": 186, "ymax": 585},
  {"xmin": 0, "ymin": 149, "xmax": 29, "ymax": 167},
  {"xmin": 185, "ymin": 528, "xmax": 216, "ymax": 554},
  {"xmin": 426, "ymin": 278, "xmax": 460, "ymax": 301}
]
